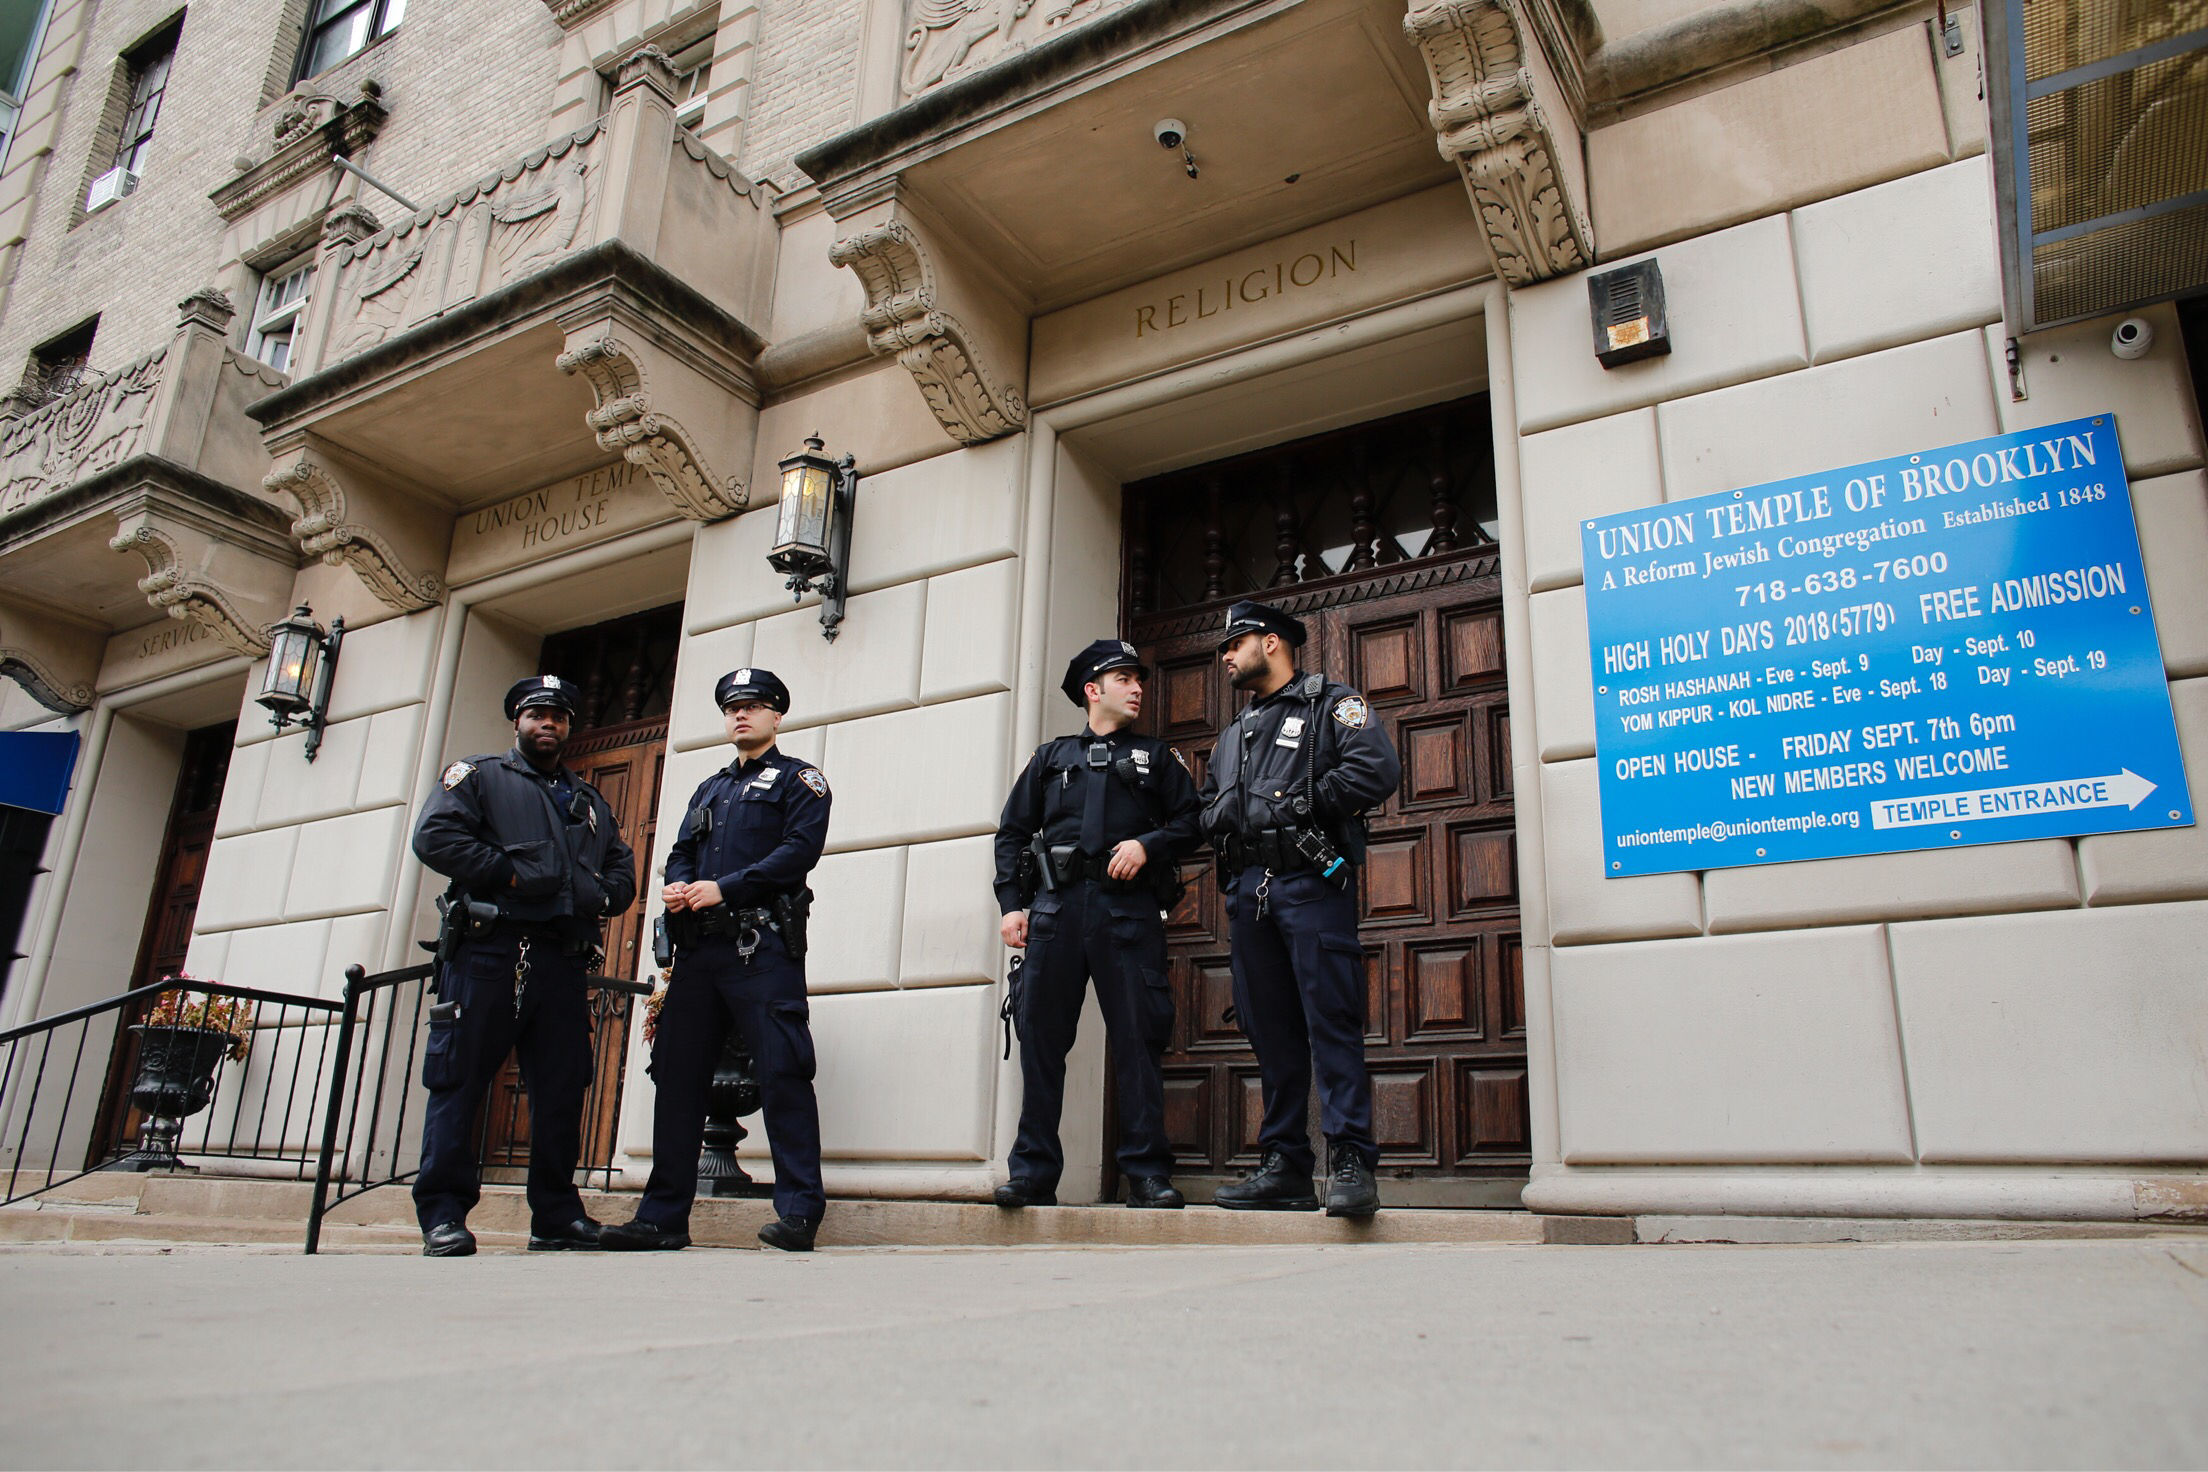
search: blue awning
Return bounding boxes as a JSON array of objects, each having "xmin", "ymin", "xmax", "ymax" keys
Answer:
[{"xmin": 0, "ymin": 730, "xmax": 81, "ymax": 815}]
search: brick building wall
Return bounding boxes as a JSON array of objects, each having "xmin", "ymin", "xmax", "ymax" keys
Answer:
[{"xmin": 737, "ymin": 0, "xmax": 863, "ymax": 191}]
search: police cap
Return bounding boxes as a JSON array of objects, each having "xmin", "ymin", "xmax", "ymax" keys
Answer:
[
  {"xmin": 1060, "ymin": 639, "xmax": 1147, "ymax": 707},
  {"xmin": 714, "ymin": 667, "xmax": 791, "ymax": 714},
  {"xmin": 504, "ymin": 674, "xmax": 582, "ymax": 721},
  {"xmin": 1217, "ymin": 599, "xmax": 1306, "ymax": 652}
]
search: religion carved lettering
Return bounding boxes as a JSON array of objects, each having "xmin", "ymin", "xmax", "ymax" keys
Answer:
[{"xmin": 1133, "ymin": 242, "xmax": 1358, "ymax": 338}]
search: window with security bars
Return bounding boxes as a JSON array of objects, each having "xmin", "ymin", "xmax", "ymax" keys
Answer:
[
  {"xmin": 246, "ymin": 259, "xmax": 314, "ymax": 374},
  {"xmin": 295, "ymin": 0, "xmax": 403, "ymax": 83},
  {"xmin": 1121, "ymin": 395, "xmax": 1499, "ymax": 618},
  {"xmin": 1985, "ymin": 0, "xmax": 2208, "ymax": 331}
]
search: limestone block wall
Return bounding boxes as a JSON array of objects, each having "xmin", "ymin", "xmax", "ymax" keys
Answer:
[
  {"xmin": 180, "ymin": 610, "xmax": 446, "ymax": 1000},
  {"xmin": 613, "ymin": 433, "xmax": 1037, "ymax": 1190},
  {"xmin": 1507, "ymin": 143, "xmax": 2208, "ymax": 1214}
]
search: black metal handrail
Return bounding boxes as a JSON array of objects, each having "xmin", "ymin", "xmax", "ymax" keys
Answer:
[
  {"xmin": 1, "ymin": 976, "xmax": 345, "ymax": 1207},
  {"xmin": 303, "ymin": 961, "xmax": 651, "ymax": 1253}
]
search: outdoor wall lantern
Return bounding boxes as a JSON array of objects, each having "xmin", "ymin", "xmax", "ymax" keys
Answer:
[
  {"xmin": 768, "ymin": 432, "xmax": 860, "ymax": 642},
  {"xmin": 256, "ymin": 604, "xmax": 345, "ymax": 761}
]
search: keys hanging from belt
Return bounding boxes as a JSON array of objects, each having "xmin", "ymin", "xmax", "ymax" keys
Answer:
[
  {"xmin": 512, "ymin": 935, "xmax": 533, "ymax": 1018},
  {"xmin": 1253, "ymin": 868, "xmax": 1273, "ymax": 920}
]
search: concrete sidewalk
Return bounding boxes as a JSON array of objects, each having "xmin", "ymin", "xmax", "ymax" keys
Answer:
[{"xmin": 1, "ymin": 1237, "xmax": 2204, "ymax": 1469}]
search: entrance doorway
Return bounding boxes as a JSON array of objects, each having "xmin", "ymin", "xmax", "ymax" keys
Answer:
[
  {"xmin": 1121, "ymin": 395, "xmax": 1530, "ymax": 1200},
  {"xmin": 478, "ymin": 603, "xmax": 677, "ymax": 1175},
  {"xmin": 88, "ymin": 719, "xmax": 236, "ymax": 1163}
]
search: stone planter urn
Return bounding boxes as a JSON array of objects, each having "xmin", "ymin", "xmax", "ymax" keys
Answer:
[{"xmin": 118, "ymin": 1024, "xmax": 232, "ymax": 1171}]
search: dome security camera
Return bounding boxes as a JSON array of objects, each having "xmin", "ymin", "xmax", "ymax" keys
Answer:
[
  {"xmin": 1153, "ymin": 118, "xmax": 1187, "ymax": 150},
  {"xmin": 2111, "ymin": 316, "xmax": 2154, "ymax": 360}
]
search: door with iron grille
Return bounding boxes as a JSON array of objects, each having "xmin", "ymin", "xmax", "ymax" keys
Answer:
[{"xmin": 1122, "ymin": 396, "xmax": 1530, "ymax": 1197}]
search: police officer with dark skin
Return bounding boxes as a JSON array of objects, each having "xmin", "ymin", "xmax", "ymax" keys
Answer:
[
  {"xmin": 992, "ymin": 640, "xmax": 1203, "ymax": 1209},
  {"xmin": 410, "ymin": 675, "xmax": 637, "ymax": 1257},
  {"xmin": 601, "ymin": 668, "xmax": 831, "ymax": 1253},
  {"xmin": 1200, "ymin": 601, "xmax": 1402, "ymax": 1217}
]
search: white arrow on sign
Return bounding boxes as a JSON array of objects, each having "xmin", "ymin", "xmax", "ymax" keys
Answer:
[{"xmin": 1870, "ymin": 770, "xmax": 2158, "ymax": 830}]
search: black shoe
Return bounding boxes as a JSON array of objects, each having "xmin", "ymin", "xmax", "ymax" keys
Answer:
[
  {"xmin": 527, "ymin": 1216, "xmax": 604, "ymax": 1251},
  {"xmin": 1325, "ymin": 1150, "xmax": 1381, "ymax": 1218},
  {"xmin": 992, "ymin": 1179, "xmax": 1057, "ymax": 1209},
  {"xmin": 1124, "ymin": 1175, "xmax": 1186, "ymax": 1209},
  {"xmin": 1213, "ymin": 1150, "xmax": 1319, "ymax": 1211},
  {"xmin": 599, "ymin": 1219, "xmax": 690, "ymax": 1251},
  {"xmin": 758, "ymin": 1216, "xmax": 818, "ymax": 1252},
  {"xmin": 422, "ymin": 1222, "xmax": 476, "ymax": 1257}
]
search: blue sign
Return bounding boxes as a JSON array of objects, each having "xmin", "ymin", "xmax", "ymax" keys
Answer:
[
  {"xmin": 0, "ymin": 729, "xmax": 81, "ymax": 815},
  {"xmin": 1582, "ymin": 414, "xmax": 2193, "ymax": 876}
]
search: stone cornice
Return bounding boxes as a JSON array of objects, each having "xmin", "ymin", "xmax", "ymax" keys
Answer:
[
  {"xmin": 541, "ymin": 0, "xmax": 621, "ymax": 29},
  {"xmin": 211, "ymin": 82, "xmax": 388, "ymax": 224},
  {"xmin": 827, "ymin": 220, "xmax": 1026, "ymax": 445}
]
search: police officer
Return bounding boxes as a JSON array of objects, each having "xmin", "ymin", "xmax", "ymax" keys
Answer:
[
  {"xmin": 992, "ymin": 639, "xmax": 1202, "ymax": 1209},
  {"xmin": 410, "ymin": 674, "xmax": 637, "ymax": 1257},
  {"xmin": 1200, "ymin": 601, "xmax": 1401, "ymax": 1217},
  {"xmin": 602, "ymin": 668, "xmax": 830, "ymax": 1253}
]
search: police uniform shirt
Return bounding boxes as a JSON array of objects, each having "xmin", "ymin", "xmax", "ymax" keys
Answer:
[
  {"xmin": 1200, "ymin": 673, "xmax": 1402, "ymax": 842},
  {"xmin": 991, "ymin": 726, "xmax": 1202, "ymax": 914},
  {"xmin": 413, "ymin": 748, "xmax": 637, "ymax": 923},
  {"xmin": 666, "ymin": 748, "xmax": 831, "ymax": 904}
]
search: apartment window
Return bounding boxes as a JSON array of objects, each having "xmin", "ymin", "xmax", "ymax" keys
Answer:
[
  {"xmin": 22, "ymin": 318, "xmax": 96, "ymax": 408},
  {"xmin": 0, "ymin": 0, "xmax": 54, "ymax": 175},
  {"xmin": 296, "ymin": 0, "xmax": 403, "ymax": 83},
  {"xmin": 111, "ymin": 30, "xmax": 175, "ymax": 177},
  {"xmin": 667, "ymin": 33, "xmax": 712, "ymax": 128},
  {"xmin": 246, "ymin": 258, "xmax": 314, "ymax": 373}
]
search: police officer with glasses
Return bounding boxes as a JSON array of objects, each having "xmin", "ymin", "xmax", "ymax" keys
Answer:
[
  {"xmin": 1200, "ymin": 601, "xmax": 1401, "ymax": 1217},
  {"xmin": 992, "ymin": 639, "xmax": 1203, "ymax": 1210},
  {"xmin": 602, "ymin": 668, "xmax": 830, "ymax": 1253},
  {"xmin": 411, "ymin": 674, "xmax": 637, "ymax": 1257}
]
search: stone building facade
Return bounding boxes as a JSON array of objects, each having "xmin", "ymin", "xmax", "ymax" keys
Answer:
[{"xmin": 1, "ymin": 0, "xmax": 2203, "ymax": 1220}]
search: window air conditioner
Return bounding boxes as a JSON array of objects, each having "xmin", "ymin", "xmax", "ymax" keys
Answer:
[{"xmin": 84, "ymin": 165, "xmax": 138, "ymax": 212}]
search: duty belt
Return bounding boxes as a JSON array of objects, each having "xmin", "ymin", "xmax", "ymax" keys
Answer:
[
  {"xmin": 1222, "ymin": 828, "xmax": 1317, "ymax": 873},
  {"xmin": 1044, "ymin": 847, "xmax": 1152, "ymax": 891}
]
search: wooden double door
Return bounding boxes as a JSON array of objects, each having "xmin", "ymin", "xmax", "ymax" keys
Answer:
[{"xmin": 1131, "ymin": 551, "xmax": 1529, "ymax": 1187}]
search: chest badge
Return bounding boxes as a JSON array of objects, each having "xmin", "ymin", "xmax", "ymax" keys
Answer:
[
  {"xmin": 798, "ymin": 767, "xmax": 829, "ymax": 797},
  {"xmin": 1281, "ymin": 716, "xmax": 1306, "ymax": 738},
  {"xmin": 440, "ymin": 760, "xmax": 475, "ymax": 790},
  {"xmin": 1332, "ymin": 696, "xmax": 1369, "ymax": 729},
  {"xmin": 1131, "ymin": 748, "xmax": 1151, "ymax": 768}
]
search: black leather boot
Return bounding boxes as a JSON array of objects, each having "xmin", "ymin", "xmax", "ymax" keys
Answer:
[
  {"xmin": 1324, "ymin": 1149, "xmax": 1381, "ymax": 1218},
  {"xmin": 599, "ymin": 1219, "xmax": 690, "ymax": 1251},
  {"xmin": 422, "ymin": 1221, "xmax": 476, "ymax": 1257},
  {"xmin": 527, "ymin": 1216, "xmax": 604, "ymax": 1251},
  {"xmin": 1124, "ymin": 1175, "xmax": 1186, "ymax": 1209},
  {"xmin": 1212, "ymin": 1150, "xmax": 1318, "ymax": 1211}
]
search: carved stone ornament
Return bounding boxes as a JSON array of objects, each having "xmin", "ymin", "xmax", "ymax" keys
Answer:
[
  {"xmin": 540, "ymin": 0, "xmax": 621, "ymax": 29},
  {"xmin": 212, "ymin": 80, "xmax": 387, "ymax": 224},
  {"xmin": 901, "ymin": 0, "xmax": 1129, "ymax": 97},
  {"xmin": 555, "ymin": 338, "xmax": 748, "ymax": 521},
  {"xmin": 262, "ymin": 454, "xmax": 444, "ymax": 610},
  {"xmin": 0, "ymin": 349, "xmax": 166, "ymax": 516},
  {"xmin": 826, "ymin": 222, "xmax": 1026, "ymax": 446},
  {"xmin": 107, "ymin": 521, "xmax": 276, "ymax": 659},
  {"xmin": 1406, "ymin": 0, "xmax": 1592, "ymax": 286},
  {"xmin": 0, "ymin": 648, "xmax": 93, "ymax": 713}
]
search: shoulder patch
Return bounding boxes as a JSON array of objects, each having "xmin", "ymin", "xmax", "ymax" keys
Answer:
[
  {"xmin": 440, "ymin": 760, "xmax": 476, "ymax": 790},
  {"xmin": 797, "ymin": 767, "xmax": 829, "ymax": 797},
  {"xmin": 1169, "ymin": 746, "xmax": 1190, "ymax": 771},
  {"xmin": 1331, "ymin": 696, "xmax": 1369, "ymax": 730}
]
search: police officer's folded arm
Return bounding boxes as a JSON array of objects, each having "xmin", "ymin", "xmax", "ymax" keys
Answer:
[
  {"xmin": 412, "ymin": 776, "xmax": 514, "ymax": 890},
  {"xmin": 1144, "ymin": 757, "xmax": 1205, "ymax": 860},
  {"xmin": 1315, "ymin": 713, "xmax": 1402, "ymax": 818},
  {"xmin": 717, "ymin": 781, "xmax": 830, "ymax": 905},
  {"xmin": 598, "ymin": 825, "xmax": 638, "ymax": 915}
]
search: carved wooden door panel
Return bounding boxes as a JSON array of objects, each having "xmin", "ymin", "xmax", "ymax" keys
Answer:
[{"xmin": 1133, "ymin": 552, "xmax": 1529, "ymax": 1187}]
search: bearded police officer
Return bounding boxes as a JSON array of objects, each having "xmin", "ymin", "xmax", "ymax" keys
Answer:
[
  {"xmin": 1201, "ymin": 601, "xmax": 1401, "ymax": 1217},
  {"xmin": 410, "ymin": 674, "xmax": 637, "ymax": 1257},
  {"xmin": 602, "ymin": 668, "xmax": 830, "ymax": 1253},
  {"xmin": 991, "ymin": 639, "xmax": 1202, "ymax": 1209}
]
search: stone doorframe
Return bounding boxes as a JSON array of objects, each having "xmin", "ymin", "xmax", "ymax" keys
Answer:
[{"xmin": 1008, "ymin": 279, "xmax": 1563, "ymax": 1191}]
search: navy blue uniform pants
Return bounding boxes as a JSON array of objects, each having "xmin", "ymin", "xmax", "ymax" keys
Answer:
[
  {"xmin": 636, "ymin": 932, "xmax": 824, "ymax": 1226},
  {"xmin": 414, "ymin": 931, "xmax": 593, "ymax": 1232},
  {"xmin": 1227, "ymin": 865, "xmax": 1376, "ymax": 1173},
  {"xmin": 1009, "ymin": 881, "xmax": 1175, "ymax": 1190}
]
